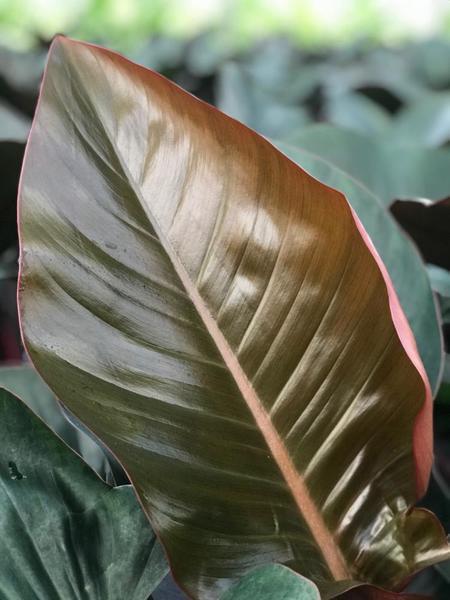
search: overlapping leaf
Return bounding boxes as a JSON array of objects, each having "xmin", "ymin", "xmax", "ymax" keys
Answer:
[
  {"xmin": 0, "ymin": 388, "xmax": 168, "ymax": 599},
  {"xmin": 283, "ymin": 124, "xmax": 450, "ymax": 205},
  {"xmin": 0, "ymin": 364, "xmax": 118, "ymax": 482},
  {"xmin": 18, "ymin": 38, "xmax": 450, "ymax": 599},
  {"xmin": 220, "ymin": 565, "xmax": 320, "ymax": 600}
]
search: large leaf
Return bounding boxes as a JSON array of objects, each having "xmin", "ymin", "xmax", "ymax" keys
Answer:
[
  {"xmin": 283, "ymin": 124, "xmax": 450, "ymax": 206},
  {"xmin": 275, "ymin": 142, "xmax": 443, "ymax": 394},
  {"xmin": 325, "ymin": 92, "xmax": 391, "ymax": 137},
  {"xmin": 0, "ymin": 387, "xmax": 168, "ymax": 599},
  {"xmin": 0, "ymin": 100, "xmax": 31, "ymax": 141},
  {"xmin": 217, "ymin": 61, "xmax": 310, "ymax": 138},
  {"xmin": 18, "ymin": 37, "xmax": 450, "ymax": 599}
]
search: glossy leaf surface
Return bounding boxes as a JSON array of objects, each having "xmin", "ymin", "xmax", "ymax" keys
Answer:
[
  {"xmin": 275, "ymin": 141, "xmax": 443, "ymax": 394},
  {"xmin": 0, "ymin": 387, "xmax": 168, "ymax": 599},
  {"xmin": 19, "ymin": 38, "xmax": 450, "ymax": 599},
  {"xmin": 220, "ymin": 565, "xmax": 320, "ymax": 600}
]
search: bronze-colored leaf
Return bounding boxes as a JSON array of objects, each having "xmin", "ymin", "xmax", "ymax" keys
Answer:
[{"xmin": 18, "ymin": 37, "xmax": 450, "ymax": 599}]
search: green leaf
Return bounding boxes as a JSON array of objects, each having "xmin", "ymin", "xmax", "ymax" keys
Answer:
[
  {"xmin": 19, "ymin": 37, "xmax": 450, "ymax": 599},
  {"xmin": 392, "ymin": 94, "xmax": 450, "ymax": 148},
  {"xmin": 0, "ymin": 387, "xmax": 168, "ymax": 599},
  {"xmin": 275, "ymin": 141, "xmax": 442, "ymax": 395},
  {"xmin": 427, "ymin": 265, "xmax": 450, "ymax": 298},
  {"xmin": 0, "ymin": 364, "xmax": 114, "ymax": 481},
  {"xmin": 283, "ymin": 124, "xmax": 450, "ymax": 206},
  {"xmin": 220, "ymin": 565, "xmax": 320, "ymax": 600},
  {"xmin": 325, "ymin": 92, "xmax": 391, "ymax": 137},
  {"xmin": 0, "ymin": 100, "xmax": 31, "ymax": 142}
]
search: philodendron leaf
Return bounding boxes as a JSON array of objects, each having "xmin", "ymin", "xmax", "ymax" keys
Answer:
[
  {"xmin": 392, "ymin": 94, "xmax": 450, "ymax": 148},
  {"xmin": 275, "ymin": 142, "xmax": 443, "ymax": 395},
  {"xmin": 283, "ymin": 124, "xmax": 450, "ymax": 206},
  {"xmin": 19, "ymin": 37, "xmax": 450, "ymax": 599},
  {"xmin": 220, "ymin": 565, "xmax": 320, "ymax": 600},
  {"xmin": 0, "ymin": 387, "xmax": 168, "ymax": 599}
]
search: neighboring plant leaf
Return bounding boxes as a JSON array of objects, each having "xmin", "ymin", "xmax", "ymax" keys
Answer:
[
  {"xmin": 0, "ymin": 387, "xmax": 168, "ymax": 599},
  {"xmin": 391, "ymin": 94, "xmax": 450, "ymax": 148},
  {"xmin": 220, "ymin": 565, "xmax": 320, "ymax": 600},
  {"xmin": 0, "ymin": 44, "xmax": 46, "ymax": 96},
  {"xmin": 427, "ymin": 265, "xmax": 450, "ymax": 298},
  {"xmin": 18, "ymin": 38, "xmax": 450, "ymax": 599},
  {"xmin": 217, "ymin": 61, "xmax": 309, "ymax": 138},
  {"xmin": 390, "ymin": 197, "xmax": 450, "ymax": 270},
  {"xmin": 0, "ymin": 99, "xmax": 31, "ymax": 141},
  {"xmin": 283, "ymin": 124, "xmax": 450, "ymax": 205},
  {"xmin": 275, "ymin": 142, "xmax": 442, "ymax": 395},
  {"xmin": 241, "ymin": 39, "xmax": 323, "ymax": 105},
  {"xmin": 186, "ymin": 31, "xmax": 233, "ymax": 77},
  {"xmin": 0, "ymin": 364, "xmax": 117, "ymax": 482},
  {"xmin": 325, "ymin": 92, "xmax": 391, "ymax": 136}
]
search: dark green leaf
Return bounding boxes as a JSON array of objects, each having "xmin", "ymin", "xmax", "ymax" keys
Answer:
[
  {"xmin": 392, "ymin": 94, "xmax": 450, "ymax": 147},
  {"xmin": 0, "ymin": 364, "xmax": 114, "ymax": 480},
  {"xmin": 0, "ymin": 387, "xmax": 168, "ymax": 599},
  {"xmin": 220, "ymin": 565, "xmax": 320, "ymax": 600},
  {"xmin": 0, "ymin": 100, "xmax": 31, "ymax": 141}
]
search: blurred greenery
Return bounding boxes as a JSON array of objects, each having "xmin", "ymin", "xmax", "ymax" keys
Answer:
[{"xmin": 1, "ymin": 0, "xmax": 450, "ymax": 52}]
